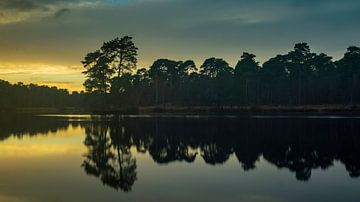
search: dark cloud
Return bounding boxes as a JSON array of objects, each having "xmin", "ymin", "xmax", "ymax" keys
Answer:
[
  {"xmin": 0, "ymin": 0, "xmax": 38, "ymax": 11},
  {"xmin": 0, "ymin": 0, "xmax": 360, "ymax": 68},
  {"xmin": 288, "ymin": 0, "xmax": 359, "ymax": 7},
  {"xmin": 0, "ymin": 0, "xmax": 359, "ymax": 91},
  {"xmin": 53, "ymin": 8, "xmax": 71, "ymax": 19},
  {"xmin": 0, "ymin": 0, "xmax": 82, "ymax": 11}
]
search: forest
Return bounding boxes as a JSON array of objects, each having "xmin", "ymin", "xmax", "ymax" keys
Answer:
[
  {"xmin": 1, "ymin": 36, "xmax": 360, "ymax": 111},
  {"xmin": 0, "ymin": 80, "xmax": 83, "ymax": 110}
]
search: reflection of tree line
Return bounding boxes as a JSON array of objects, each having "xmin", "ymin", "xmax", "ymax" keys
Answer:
[
  {"xmin": 0, "ymin": 115, "xmax": 71, "ymax": 141},
  {"xmin": 1, "ymin": 115, "xmax": 359, "ymax": 191},
  {"xmin": 82, "ymin": 117, "xmax": 360, "ymax": 186}
]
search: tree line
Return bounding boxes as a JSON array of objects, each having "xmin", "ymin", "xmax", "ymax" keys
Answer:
[
  {"xmin": 1, "ymin": 36, "xmax": 360, "ymax": 111},
  {"xmin": 0, "ymin": 80, "xmax": 84, "ymax": 110},
  {"xmin": 83, "ymin": 36, "xmax": 360, "ymax": 107}
]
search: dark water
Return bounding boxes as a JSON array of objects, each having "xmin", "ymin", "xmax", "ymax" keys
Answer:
[{"xmin": 0, "ymin": 114, "xmax": 359, "ymax": 202}]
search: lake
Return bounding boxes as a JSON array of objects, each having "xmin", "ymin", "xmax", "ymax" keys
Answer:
[{"xmin": 0, "ymin": 114, "xmax": 359, "ymax": 202}]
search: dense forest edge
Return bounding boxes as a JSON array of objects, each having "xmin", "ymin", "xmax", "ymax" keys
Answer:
[{"xmin": 1, "ymin": 36, "xmax": 360, "ymax": 114}]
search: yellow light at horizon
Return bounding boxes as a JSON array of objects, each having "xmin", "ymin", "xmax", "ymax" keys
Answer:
[
  {"xmin": 0, "ymin": 126, "xmax": 86, "ymax": 157},
  {"xmin": 0, "ymin": 63, "xmax": 85, "ymax": 91},
  {"xmin": 0, "ymin": 144, "xmax": 85, "ymax": 157}
]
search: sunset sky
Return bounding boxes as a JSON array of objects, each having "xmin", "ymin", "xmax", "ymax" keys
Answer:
[{"xmin": 0, "ymin": 0, "xmax": 360, "ymax": 91}]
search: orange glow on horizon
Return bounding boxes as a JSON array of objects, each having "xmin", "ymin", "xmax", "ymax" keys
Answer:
[
  {"xmin": 0, "ymin": 126, "xmax": 85, "ymax": 157},
  {"xmin": 0, "ymin": 63, "xmax": 85, "ymax": 92}
]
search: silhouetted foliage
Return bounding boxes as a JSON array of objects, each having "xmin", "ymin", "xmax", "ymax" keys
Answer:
[
  {"xmin": 80, "ymin": 40, "xmax": 360, "ymax": 108},
  {"xmin": 2, "ymin": 40, "xmax": 360, "ymax": 110},
  {"xmin": 82, "ymin": 36, "xmax": 138, "ymax": 96},
  {"xmin": 0, "ymin": 80, "xmax": 84, "ymax": 111},
  {"xmin": 88, "ymin": 116, "xmax": 360, "ymax": 182},
  {"xmin": 101, "ymin": 36, "xmax": 138, "ymax": 78},
  {"xmin": 82, "ymin": 121, "xmax": 137, "ymax": 192},
  {"xmin": 234, "ymin": 52, "xmax": 260, "ymax": 105},
  {"xmin": 82, "ymin": 50, "xmax": 114, "ymax": 94},
  {"xmin": 2, "ymin": 115, "xmax": 360, "ymax": 183}
]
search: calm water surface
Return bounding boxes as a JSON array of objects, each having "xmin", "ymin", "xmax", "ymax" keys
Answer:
[{"xmin": 0, "ymin": 114, "xmax": 359, "ymax": 202}]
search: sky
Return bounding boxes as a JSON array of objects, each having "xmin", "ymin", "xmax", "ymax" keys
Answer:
[{"xmin": 0, "ymin": 0, "xmax": 359, "ymax": 91}]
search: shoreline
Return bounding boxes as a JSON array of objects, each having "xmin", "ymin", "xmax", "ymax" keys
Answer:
[{"xmin": 2, "ymin": 105, "xmax": 360, "ymax": 115}]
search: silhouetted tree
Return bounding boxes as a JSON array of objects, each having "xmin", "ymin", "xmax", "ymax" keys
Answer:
[
  {"xmin": 82, "ymin": 50, "xmax": 114, "ymax": 94},
  {"xmin": 261, "ymin": 55, "xmax": 290, "ymax": 104},
  {"xmin": 148, "ymin": 59, "xmax": 179, "ymax": 104},
  {"xmin": 200, "ymin": 57, "xmax": 232, "ymax": 78},
  {"xmin": 234, "ymin": 52, "xmax": 260, "ymax": 104},
  {"xmin": 336, "ymin": 46, "xmax": 360, "ymax": 104},
  {"xmin": 148, "ymin": 59, "xmax": 197, "ymax": 105},
  {"xmin": 307, "ymin": 53, "xmax": 336, "ymax": 104},
  {"xmin": 101, "ymin": 36, "xmax": 138, "ymax": 78},
  {"xmin": 285, "ymin": 43, "xmax": 315, "ymax": 104},
  {"xmin": 199, "ymin": 58, "xmax": 233, "ymax": 105}
]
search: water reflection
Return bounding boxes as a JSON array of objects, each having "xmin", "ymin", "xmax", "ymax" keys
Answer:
[
  {"xmin": 82, "ymin": 123, "xmax": 137, "ymax": 192},
  {"xmin": 1, "ymin": 114, "xmax": 359, "ymax": 193}
]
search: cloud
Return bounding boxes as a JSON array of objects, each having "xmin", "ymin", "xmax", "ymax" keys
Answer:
[
  {"xmin": 0, "ymin": 0, "xmax": 97, "ymax": 24},
  {"xmin": 53, "ymin": 8, "xmax": 71, "ymax": 19},
  {"xmin": 0, "ymin": 0, "xmax": 38, "ymax": 11},
  {"xmin": 0, "ymin": 63, "xmax": 81, "ymax": 75},
  {"xmin": 0, "ymin": 0, "xmax": 360, "ymax": 91},
  {"xmin": 2, "ymin": 0, "xmax": 360, "ymax": 61},
  {"xmin": 0, "ymin": 0, "xmax": 81, "ymax": 11},
  {"xmin": 287, "ymin": 0, "xmax": 360, "ymax": 8},
  {"xmin": 0, "ymin": 63, "xmax": 85, "ymax": 91}
]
